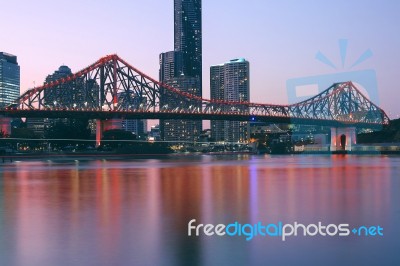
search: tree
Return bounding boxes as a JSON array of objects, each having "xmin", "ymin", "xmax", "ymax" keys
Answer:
[
  {"xmin": 101, "ymin": 129, "xmax": 136, "ymax": 149},
  {"xmin": 44, "ymin": 118, "xmax": 91, "ymax": 148},
  {"xmin": 100, "ymin": 129, "xmax": 173, "ymax": 154},
  {"xmin": 357, "ymin": 118, "xmax": 400, "ymax": 143},
  {"xmin": 102, "ymin": 129, "xmax": 136, "ymax": 140},
  {"xmin": 11, "ymin": 128, "xmax": 36, "ymax": 139},
  {"xmin": 10, "ymin": 127, "xmax": 38, "ymax": 150},
  {"xmin": 45, "ymin": 118, "xmax": 91, "ymax": 139}
]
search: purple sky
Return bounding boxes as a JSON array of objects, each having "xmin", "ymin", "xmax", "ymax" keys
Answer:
[{"xmin": 2, "ymin": 0, "xmax": 400, "ymax": 119}]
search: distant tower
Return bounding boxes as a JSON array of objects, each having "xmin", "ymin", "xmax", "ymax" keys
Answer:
[
  {"xmin": 210, "ymin": 58, "xmax": 250, "ymax": 142},
  {"xmin": 44, "ymin": 65, "xmax": 99, "ymax": 109},
  {"xmin": 44, "ymin": 65, "xmax": 72, "ymax": 106},
  {"xmin": 0, "ymin": 52, "xmax": 20, "ymax": 108},
  {"xmin": 26, "ymin": 65, "xmax": 73, "ymax": 137},
  {"xmin": 46, "ymin": 65, "xmax": 72, "ymax": 82}
]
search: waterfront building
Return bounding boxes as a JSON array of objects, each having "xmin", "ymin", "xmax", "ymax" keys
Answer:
[
  {"xmin": 0, "ymin": 52, "xmax": 20, "ymax": 108},
  {"xmin": 148, "ymin": 124, "xmax": 161, "ymax": 141},
  {"xmin": 210, "ymin": 58, "xmax": 250, "ymax": 143},
  {"xmin": 122, "ymin": 119, "xmax": 147, "ymax": 138}
]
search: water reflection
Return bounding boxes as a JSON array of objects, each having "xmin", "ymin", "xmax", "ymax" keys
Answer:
[{"xmin": 1, "ymin": 155, "xmax": 399, "ymax": 265}]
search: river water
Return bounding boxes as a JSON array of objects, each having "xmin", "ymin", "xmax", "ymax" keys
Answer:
[{"xmin": 0, "ymin": 154, "xmax": 399, "ymax": 266}]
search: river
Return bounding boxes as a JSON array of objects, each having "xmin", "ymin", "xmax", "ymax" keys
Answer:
[{"xmin": 1, "ymin": 154, "xmax": 399, "ymax": 266}]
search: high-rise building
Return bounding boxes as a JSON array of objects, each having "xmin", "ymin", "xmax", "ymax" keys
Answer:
[
  {"xmin": 118, "ymin": 91, "xmax": 147, "ymax": 137},
  {"xmin": 159, "ymin": 51, "xmax": 182, "ymax": 141},
  {"xmin": 174, "ymin": 0, "xmax": 202, "ymax": 85},
  {"xmin": 159, "ymin": 51, "xmax": 183, "ymax": 82},
  {"xmin": 159, "ymin": 0, "xmax": 202, "ymax": 142},
  {"xmin": 210, "ymin": 58, "xmax": 250, "ymax": 143},
  {"xmin": 148, "ymin": 124, "xmax": 161, "ymax": 141},
  {"xmin": 44, "ymin": 65, "xmax": 72, "ymax": 106},
  {"xmin": 122, "ymin": 119, "xmax": 147, "ymax": 138},
  {"xmin": 44, "ymin": 65, "xmax": 99, "ymax": 108},
  {"xmin": 0, "ymin": 52, "xmax": 20, "ymax": 108},
  {"xmin": 162, "ymin": 75, "xmax": 201, "ymax": 142},
  {"xmin": 25, "ymin": 66, "xmax": 73, "ymax": 137},
  {"xmin": 210, "ymin": 64, "xmax": 225, "ymax": 142},
  {"xmin": 46, "ymin": 65, "xmax": 72, "ymax": 83}
]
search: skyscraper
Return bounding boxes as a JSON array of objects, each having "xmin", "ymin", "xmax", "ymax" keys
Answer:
[
  {"xmin": 210, "ymin": 58, "xmax": 250, "ymax": 143},
  {"xmin": 174, "ymin": 0, "xmax": 202, "ymax": 85},
  {"xmin": 162, "ymin": 75, "xmax": 201, "ymax": 142},
  {"xmin": 159, "ymin": 0, "xmax": 202, "ymax": 142},
  {"xmin": 27, "ymin": 65, "xmax": 74, "ymax": 137},
  {"xmin": 122, "ymin": 119, "xmax": 147, "ymax": 138},
  {"xmin": 0, "ymin": 52, "xmax": 20, "ymax": 108},
  {"xmin": 25, "ymin": 66, "xmax": 73, "ymax": 137},
  {"xmin": 46, "ymin": 65, "xmax": 72, "ymax": 83},
  {"xmin": 44, "ymin": 65, "xmax": 99, "ymax": 108},
  {"xmin": 210, "ymin": 64, "xmax": 225, "ymax": 142},
  {"xmin": 44, "ymin": 65, "xmax": 72, "ymax": 105},
  {"xmin": 118, "ymin": 91, "xmax": 147, "ymax": 137},
  {"xmin": 159, "ymin": 51, "xmax": 183, "ymax": 82}
]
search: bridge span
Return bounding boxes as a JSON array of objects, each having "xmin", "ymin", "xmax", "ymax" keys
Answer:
[{"xmin": 0, "ymin": 54, "xmax": 390, "ymax": 151}]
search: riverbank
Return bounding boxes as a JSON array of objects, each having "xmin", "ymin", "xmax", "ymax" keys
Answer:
[
  {"xmin": 1, "ymin": 149, "xmax": 400, "ymax": 163},
  {"xmin": 0, "ymin": 150, "xmax": 257, "ymax": 162}
]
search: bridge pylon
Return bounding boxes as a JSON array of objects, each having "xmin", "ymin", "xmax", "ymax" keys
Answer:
[
  {"xmin": 330, "ymin": 127, "xmax": 356, "ymax": 151},
  {"xmin": 96, "ymin": 119, "xmax": 123, "ymax": 147},
  {"xmin": 0, "ymin": 115, "xmax": 12, "ymax": 136}
]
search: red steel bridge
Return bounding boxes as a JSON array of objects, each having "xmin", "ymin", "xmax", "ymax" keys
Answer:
[{"xmin": 0, "ymin": 54, "xmax": 390, "ymax": 128}]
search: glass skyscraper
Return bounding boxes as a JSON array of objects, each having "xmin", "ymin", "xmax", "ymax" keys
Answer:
[
  {"xmin": 159, "ymin": 51, "xmax": 183, "ymax": 82},
  {"xmin": 174, "ymin": 0, "xmax": 202, "ymax": 87},
  {"xmin": 0, "ymin": 52, "xmax": 20, "ymax": 108},
  {"xmin": 159, "ymin": 0, "xmax": 202, "ymax": 142},
  {"xmin": 210, "ymin": 58, "xmax": 250, "ymax": 143}
]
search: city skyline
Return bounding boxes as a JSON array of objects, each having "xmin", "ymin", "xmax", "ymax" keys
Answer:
[{"xmin": 2, "ymin": 0, "xmax": 400, "ymax": 118}]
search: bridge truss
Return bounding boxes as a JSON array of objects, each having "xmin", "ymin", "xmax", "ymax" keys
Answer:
[{"xmin": 3, "ymin": 54, "xmax": 390, "ymax": 128}]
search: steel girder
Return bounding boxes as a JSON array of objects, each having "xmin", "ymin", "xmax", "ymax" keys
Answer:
[{"xmin": 8, "ymin": 55, "xmax": 389, "ymax": 127}]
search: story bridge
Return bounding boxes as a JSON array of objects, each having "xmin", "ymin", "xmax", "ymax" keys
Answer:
[{"xmin": 0, "ymin": 54, "xmax": 390, "ymax": 150}]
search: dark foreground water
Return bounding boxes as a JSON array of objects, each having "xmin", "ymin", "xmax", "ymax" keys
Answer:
[{"xmin": 0, "ymin": 155, "xmax": 399, "ymax": 266}]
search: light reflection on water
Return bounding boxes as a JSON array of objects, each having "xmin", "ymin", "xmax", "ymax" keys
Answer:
[{"xmin": 0, "ymin": 155, "xmax": 399, "ymax": 266}]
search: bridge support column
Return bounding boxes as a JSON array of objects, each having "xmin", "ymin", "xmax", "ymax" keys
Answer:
[
  {"xmin": 0, "ymin": 115, "xmax": 12, "ymax": 136},
  {"xmin": 330, "ymin": 127, "xmax": 356, "ymax": 151},
  {"xmin": 95, "ymin": 119, "xmax": 123, "ymax": 147},
  {"xmin": 96, "ymin": 120, "xmax": 103, "ymax": 147}
]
